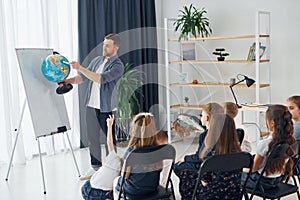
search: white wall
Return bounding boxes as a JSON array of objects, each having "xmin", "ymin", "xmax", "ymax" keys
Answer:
[{"xmin": 156, "ymin": 0, "xmax": 300, "ymax": 106}]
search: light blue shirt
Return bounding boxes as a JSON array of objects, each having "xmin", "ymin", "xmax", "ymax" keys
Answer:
[{"xmin": 294, "ymin": 122, "xmax": 300, "ymax": 140}]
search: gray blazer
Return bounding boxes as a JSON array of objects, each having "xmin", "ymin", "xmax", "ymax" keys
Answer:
[{"xmin": 79, "ymin": 55, "xmax": 124, "ymax": 112}]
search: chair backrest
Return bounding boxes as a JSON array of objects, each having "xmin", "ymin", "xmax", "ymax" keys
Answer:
[
  {"xmin": 236, "ymin": 128, "xmax": 245, "ymax": 145},
  {"xmin": 192, "ymin": 152, "xmax": 253, "ymax": 200},
  {"xmin": 249, "ymin": 143, "xmax": 293, "ymax": 199},
  {"xmin": 118, "ymin": 144, "xmax": 176, "ymax": 199}
]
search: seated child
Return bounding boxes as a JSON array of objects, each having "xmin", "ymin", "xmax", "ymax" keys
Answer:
[
  {"xmin": 81, "ymin": 115, "xmax": 122, "ymax": 200},
  {"xmin": 173, "ymin": 102, "xmax": 224, "ymax": 176},
  {"xmin": 223, "ymin": 102, "xmax": 252, "ymax": 152}
]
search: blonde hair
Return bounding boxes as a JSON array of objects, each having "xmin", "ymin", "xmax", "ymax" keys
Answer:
[
  {"xmin": 128, "ymin": 113, "xmax": 157, "ymax": 149},
  {"xmin": 223, "ymin": 102, "xmax": 239, "ymax": 118},
  {"xmin": 202, "ymin": 102, "xmax": 224, "ymax": 116},
  {"xmin": 200, "ymin": 114, "xmax": 241, "ymax": 159}
]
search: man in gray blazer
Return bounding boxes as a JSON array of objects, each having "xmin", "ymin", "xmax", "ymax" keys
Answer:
[{"xmin": 63, "ymin": 33, "xmax": 124, "ymax": 180}]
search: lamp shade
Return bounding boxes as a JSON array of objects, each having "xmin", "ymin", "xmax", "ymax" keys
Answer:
[{"xmin": 245, "ymin": 76, "xmax": 255, "ymax": 87}]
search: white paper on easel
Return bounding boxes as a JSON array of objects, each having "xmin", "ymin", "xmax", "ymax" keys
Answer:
[{"xmin": 16, "ymin": 48, "xmax": 70, "ymax": 138}]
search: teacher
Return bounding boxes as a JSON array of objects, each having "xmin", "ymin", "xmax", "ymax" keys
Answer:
[{"xmin": 62, "ymin": 33, "xmax": 124, "ymax": 180}]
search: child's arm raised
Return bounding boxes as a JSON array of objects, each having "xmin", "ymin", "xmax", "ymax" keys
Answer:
[{"xmin": 106, "ymin": 115, "xmax": 115, "ymax": 152}]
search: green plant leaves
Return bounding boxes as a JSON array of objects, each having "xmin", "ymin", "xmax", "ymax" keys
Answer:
[
  {"xmin": 115, "ymin": 63, "xmax": 145, "ymax": 129},
  {"xmin": 174, "ymin": 4, "xmax": 212, "ymax": 40}
]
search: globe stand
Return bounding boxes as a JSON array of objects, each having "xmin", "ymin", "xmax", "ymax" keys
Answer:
[{"xmin": 56, "ymin": 82, "xmax": 73, "ymax": 94}]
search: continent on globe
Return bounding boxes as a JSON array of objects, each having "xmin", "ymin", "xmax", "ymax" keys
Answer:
[{"xmin": 41, "ymin": 53, "xmax": 73, "ymax": 94}]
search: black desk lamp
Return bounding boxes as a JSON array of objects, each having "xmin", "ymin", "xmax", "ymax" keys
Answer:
[{"xmin": 229, "ymin": 74, "xmax": 255, "ymax": 108}]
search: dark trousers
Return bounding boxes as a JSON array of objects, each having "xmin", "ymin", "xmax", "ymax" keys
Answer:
[
  {"xmin": 173, "ymin": 161, "xmax": 201, "ymax": 177},
  {"xmin": 86, "ymin": 107, "xmax": 116, "ymax": 168}
]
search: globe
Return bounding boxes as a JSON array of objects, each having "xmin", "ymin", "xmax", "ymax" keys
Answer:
[{"xmin": 41, "ymin": 54, "xmax": 70, "ymax": 83}]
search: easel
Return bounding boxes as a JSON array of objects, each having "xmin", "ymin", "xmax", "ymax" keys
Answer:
[{"xmin": 5, "ymin": 98, "xmax": 81, "ymax": 194}]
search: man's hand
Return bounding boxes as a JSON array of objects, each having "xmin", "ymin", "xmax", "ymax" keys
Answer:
[{"xmin": 69, "ymin": 61, "xmax": 82, "ymax": 70}]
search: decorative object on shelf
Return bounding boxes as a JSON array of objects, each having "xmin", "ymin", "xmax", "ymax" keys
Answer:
[
  {"xmin": 174, "ymin": 4, "xmax": 212, "ymax": 40},
  {"xmin": 212, "ymin": 48, "xmax": 230, "ymax": 61},
  {"xmin": 229, "ymin": 74, "xmax": 255, "ymax": 108},
  {"xmin": 192, "ymin": 79, "xmax": 198, "ymax": 84},
  {"xmin": 116, "ymin": 63, "xmax": 144, "ymax": 141},
  {"xmin": 181, "ymin": 43, "xmax": 196, "ymax": 60},
  {"xmin": 183, "ymin": 96, "xmax": 189, "ymax": 106},
  {"xmin": 173, "ymin": 113, "xmax": 204, "ymax": 137},
  {"xmin": 247, "ymin": 42, "xmax": 266, "ymax": 61},
  {"xmin": 229, "ymin": 78, "xmax": 236, "ymax": 85}
]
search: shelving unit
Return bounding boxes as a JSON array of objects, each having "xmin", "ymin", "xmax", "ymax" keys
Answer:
[{"xmin": 164, "ymin": 11, "xmax": 271, "ymax": 144}]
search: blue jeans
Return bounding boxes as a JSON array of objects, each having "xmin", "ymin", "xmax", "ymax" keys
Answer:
[{"xmin": 81, "ymin": 180, "xmax": 112, "ymax": 200}]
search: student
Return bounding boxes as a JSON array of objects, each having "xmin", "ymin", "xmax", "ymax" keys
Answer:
[
  {"xmin": 155, "ymin": 130, "xmax": 170, "ymax": 187},
  {"xmin": 179, "ymin": 114, "xmax": 242, "ymax": 199},
  {"xmin": 223, "ymin": 102, "xmax": 252, "ymax": 152},
  {"xmin": 173, "ymin": 102, "xmax": 224, "ymax": 176},
  {"xmin": 287, "ymin": 95, "xmax": 300, "ymax": 140},
  {"xmin": 81, "ymin": 115, "xmax": 122, "ymax": 200},
  {"xmin": 113, "ymin": 113, "xmax": 160, "ymax": 199},
  {"xmin": 241, "ymin": 104, "xmax": 296, "ymax": 189},
  {"xmin": 156, "ymin": 130, "xmax": 168, "ymax": 145}
]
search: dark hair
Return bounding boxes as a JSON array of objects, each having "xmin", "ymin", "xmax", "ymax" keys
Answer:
[
  {"xmin": 156, "ymin": 130, "xmax": 168, "ymax": 145},
  {"xmin": 287, "ymin": 95, "xmax": 300, "ymax": 109},
  {"xmin": 266, "ymin": 104, "xmax": 295, "ymax": 177},
  {"xmin": 105, "ymin": 33, "xmax": 121, "ymax": 46},
  {"xmin": 200, "ymin": 114, "xmax": 241, "ymax": 159}
]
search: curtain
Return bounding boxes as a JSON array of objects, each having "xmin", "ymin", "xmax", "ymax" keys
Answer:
[
  {"xmin": 78, "ymin": 0, "xmax": 158, "ymax": 146},
  {"xmin": 0, "ymin": 0, "xmax": 79, "ymax": 165}
]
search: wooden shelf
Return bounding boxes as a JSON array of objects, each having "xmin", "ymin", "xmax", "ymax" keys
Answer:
[
  {"xmin": 171, "ymin": 104, "xmax": 268, "ymax": 111},
  {"xmin": 171, "ymin": 127, "xmax": 203, "ymax": 133},
  {"xmin": 170, "ymin": 104, "xmax": 204, "ymax": 110},
  {"xmin": 170, "ymin": 82, "xmax": 270, "ymax": 88},
  {"xmin": 169, "ymin": 59, "xmax": 270, "ymax": 65},
  {"xmin": 168, "ymin": 34, "xmax": 270, "ymax": 42}
]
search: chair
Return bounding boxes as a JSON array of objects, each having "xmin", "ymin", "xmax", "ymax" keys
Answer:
[
  {"xmin": 236, "ymin": 128, "xmax": 245, "ymax": 145},
  {"xmin": 247, "ymin": 143, "xmax": 300, "ymax": 200},
  {"xmin": 118, "ymin": 144, "xmax": 176, "ymax": 200},
  {"xmin": 191, "ymin": 152, "xmax": 253, "ymax": 200}
]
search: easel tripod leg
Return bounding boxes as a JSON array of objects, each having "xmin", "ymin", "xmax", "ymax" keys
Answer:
[
  {"xmin": 37, "ymin": 138, "xmax": 47, "ymax": 194},
  {"xmin": 65, "ymin": 132, "xmax": 81, "ymax": 177},
  {"xmin": 5, "ymin": 98, "xmax": 26, "ymax": 181}
]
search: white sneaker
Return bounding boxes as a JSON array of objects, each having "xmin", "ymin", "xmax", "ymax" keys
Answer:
[{"xmin": 79, "ymin": 168, "xmax": 96, "ymax": 181}]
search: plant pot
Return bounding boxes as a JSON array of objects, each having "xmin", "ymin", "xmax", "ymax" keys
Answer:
[{"xmin": 217, "ymin": 57, "xmax": 225, "ymax": 61}]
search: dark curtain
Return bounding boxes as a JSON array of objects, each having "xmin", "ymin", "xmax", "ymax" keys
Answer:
[{"xmin": 78, "ymin": 0, "xmax": 158, "ymax": 147}]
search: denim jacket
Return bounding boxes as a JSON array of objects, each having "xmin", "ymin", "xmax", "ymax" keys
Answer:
[{"xmin": 80, "ymin": 55, "xmax": 124, "ymax": 112}]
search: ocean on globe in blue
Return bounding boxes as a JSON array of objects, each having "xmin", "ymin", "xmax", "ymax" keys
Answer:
[{"xmin": 41, "ymin": 54, "xmax": 71, "ymax": 83}]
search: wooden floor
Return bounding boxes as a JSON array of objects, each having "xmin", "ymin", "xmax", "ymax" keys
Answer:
[{"xmin": 0, "ymin": 136, "xmax": 298, "ymax": 200}]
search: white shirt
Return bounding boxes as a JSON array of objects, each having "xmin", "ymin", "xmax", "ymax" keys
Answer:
[
  {"xmin": 90, "ymin": 151, "xmax": 121, "ymax": 190},
  {"xmin": 256, "ymin": 133, "xmax": 283, "ymax": 178},
  {"xmin": 87, "ymin": 59, "xmax": 107, "ymax": 109}
]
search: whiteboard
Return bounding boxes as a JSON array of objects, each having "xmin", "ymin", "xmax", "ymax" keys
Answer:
[{"xmin": 16, "ymin": 48, "xmax": 71, "ymax": 138}]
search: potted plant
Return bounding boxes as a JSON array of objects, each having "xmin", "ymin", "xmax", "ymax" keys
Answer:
[
  {"xmin": 174, "ymin": 4, "xmax": 212, "ymax": 40},
  {"xmin": 116, "ymin": 63, "xmax": 144, "ymax": 141},
  {"xmin": 183, "ymin": 96, "xmax": 189, "ymax": 106},
  {"xmin": 212, "ymin": 48, "xmax": 230, "ymax": 61}
]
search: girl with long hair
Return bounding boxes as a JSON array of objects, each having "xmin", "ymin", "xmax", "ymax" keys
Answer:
[
  {"xmin": 180, "ymin": 114, "xmax": 242, "ymax": 199},
  {"xmin": 113, "ymin": 112, "xmax": 160, "ymax": 199},
  {"xmin": 242, "ymin": 104, "xmax": 296, "ymax": 189}
]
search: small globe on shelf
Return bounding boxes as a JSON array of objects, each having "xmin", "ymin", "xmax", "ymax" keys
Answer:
[{"xmin": 41, "ymin": 53, "xmax": 73, "ymax": 94}]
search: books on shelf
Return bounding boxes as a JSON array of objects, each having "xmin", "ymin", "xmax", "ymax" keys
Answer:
[{"xmin": 247, "ymin": 42, "xmax": 266, "ymax": 61}]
